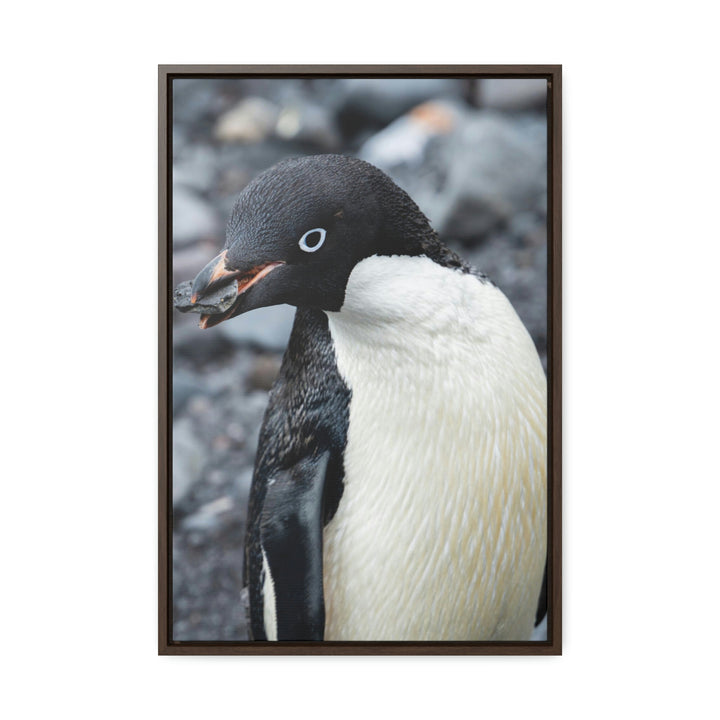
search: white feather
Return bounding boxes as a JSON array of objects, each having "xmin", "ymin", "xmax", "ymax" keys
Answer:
[
  {"xmin": 323, "ymin": 255, "xmax": 546, "ymax": 641},
  {"xmin": 261, "ymin": 547, "xmax": 278, "ymax": 641}
]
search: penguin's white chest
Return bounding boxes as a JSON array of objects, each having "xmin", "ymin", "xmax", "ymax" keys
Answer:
[{"xmin": 323, "ymin": 255, "xmax": 547, "ymax": 641}]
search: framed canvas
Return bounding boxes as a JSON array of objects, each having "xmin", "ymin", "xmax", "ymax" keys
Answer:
[{"xmin": 159, "ymin": 65, "xmax": 562, "ymax": 655}]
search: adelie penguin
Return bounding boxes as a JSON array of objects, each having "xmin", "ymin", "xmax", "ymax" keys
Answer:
[{"xmin": 175, "ymin": 154, "xmax": 547, "ymax": 642}]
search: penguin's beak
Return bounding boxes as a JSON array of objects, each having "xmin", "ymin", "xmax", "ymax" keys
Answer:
[
  {"xmin": 188, "ymin": 250, "xmax": 284, "ymax": 329},
  {"xmin": 190, "ymin": 250, "xmax": 234, "ymax": 303}
]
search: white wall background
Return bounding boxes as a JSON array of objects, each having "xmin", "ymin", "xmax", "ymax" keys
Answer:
[{"xmin": 2, "ymin": 2, "xmax": 718, "ymax": 718}]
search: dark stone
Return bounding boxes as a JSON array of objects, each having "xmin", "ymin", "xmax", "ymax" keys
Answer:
[
  {"xmin": 174, "ymin": 279, "xmax": 239, "ymax": 315},
  {"xmin": 246, "ymin": 354, "xmax": 283, "ymax": 391},
  {"xmin": 334, "ymin": 78, "xmax": 466, "ymax": 141},
  {"xmin": 172, "ymin": 321, "xmax": 236, "ymax": 362}
]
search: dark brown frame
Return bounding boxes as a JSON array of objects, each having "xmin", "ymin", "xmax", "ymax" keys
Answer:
[{"xmin": 159, "ymin": 65, "xmax": 562, "ymax": 655}]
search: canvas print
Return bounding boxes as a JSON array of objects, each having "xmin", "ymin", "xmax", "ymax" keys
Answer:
[{"xmin": 168, "ymin": 74, "xmax": 552, "ymax": 645}]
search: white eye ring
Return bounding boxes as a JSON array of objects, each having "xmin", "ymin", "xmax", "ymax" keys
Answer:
[{"xmin": 299, "ymin": 227, "xmax": 326, "ymax": 253}]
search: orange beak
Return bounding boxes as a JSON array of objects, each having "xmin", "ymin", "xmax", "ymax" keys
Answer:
[{"xmin": 188, "ymin": 250, "xmax": 285, "ymax": 329}]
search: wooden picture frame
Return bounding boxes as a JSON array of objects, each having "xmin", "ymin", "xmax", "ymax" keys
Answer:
[{"xmin": 159, "ymin": 65, "xmax": 562, "ymax": 655}]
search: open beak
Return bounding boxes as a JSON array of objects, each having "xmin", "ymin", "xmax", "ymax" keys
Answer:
[{"xmin": 189, "ymin": 251, "xmax": 284, "ymax": 329}]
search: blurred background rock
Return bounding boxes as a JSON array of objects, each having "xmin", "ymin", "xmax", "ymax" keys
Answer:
[{"xmin": 171, "ymin": 77, "xmax": 548, "ymax": 641}]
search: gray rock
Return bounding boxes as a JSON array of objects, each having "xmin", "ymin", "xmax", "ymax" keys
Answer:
[
  {"xmin": 479, "ymin": 78, "xmax": 547, "ymax": 111},
  {"xmin": 360, "ymin": 100, "xmax": 465, "ymax": 169},
  {"xmin": 172, "ymin": 320, "xmax": 234, "ymax": 362},
  {"xmin": 173, "ymin": 79, "xmax": 231, "ymax": 129},
  {"xmin": 172, "ymin": 244, "xmax": 216, "ymax": 287},
  {"xmin": 335, "ymin": 78, "xmax": 466, "ymax": 137},
  {"xmin": 247, "ymin": 354, "xmax": 283, "ymax": 391},
  {"xmin": 416, "ymin": 112, "xmax": 547, "ymax": 243},
  {"xmin": 233, "ymin": 468, "xmax": 254, "ymax": 500},
  {"xmin": 508, "ymin": 211, "xmax": 543, "ymax": 242},
  {"xmin": 183, "ymin": 495, "xmax": 235, "ymax": 532},
  {"xmin": 217, "ymin": 303, "xmax": 295, "ymax": 352},
  {"xmin": 173, "ymin": 369, "xmax": 209, "ymax": 416},
  {"xmin": 172, "ymin": 418, "xmax": 205, "ymax": 505},
  {"xmin": 464, "ymin": 233, "xmax": 547, "ymax": 370},
  {"xmin": 172, "ymin": 123, "xmax": 187, "ymax": 156},
  {"xmin": 275, "ymin": 99, "xmax": 340, "ymax": 150},
  {"xmin": 172, "ymin": 186, "xmax": 220, "ymax": 248},
  {"xmin": 215, "ymin": 97, "xmax": 280, "ymax": 144},
  {"xmin": 173, "ymin": 144, "xmax": 218, "ymax": 194},
  {"xmin": 359, "ymin": 107, "xmax": 546, "ymax": 248}
]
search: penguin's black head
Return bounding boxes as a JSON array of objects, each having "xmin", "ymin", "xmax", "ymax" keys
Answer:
[{"xmin": 188, "ymin": 154, "xmax": 450, "ymax": 327}]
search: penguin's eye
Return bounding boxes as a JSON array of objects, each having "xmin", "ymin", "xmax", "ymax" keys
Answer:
[{"xmin": 298, "ymin": 228, "xmax": 326, "ymax": 253}]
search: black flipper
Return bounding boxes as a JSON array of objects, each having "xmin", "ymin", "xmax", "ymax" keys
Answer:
[
  {"xmin": 535, "ymin": 558, "xmax": 548, "ymax": 627},
  {"xmin": 244, "ymin": 308, "xmax": 351, "ymax": 642},
  {"xmin": 260, "ymin": 452, "xmax": 329, "ymax": 641}
]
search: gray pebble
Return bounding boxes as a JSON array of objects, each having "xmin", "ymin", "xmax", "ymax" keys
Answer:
[{"xmin": 217, "ymin": 303, "xmax": 295, "ymax": 352}]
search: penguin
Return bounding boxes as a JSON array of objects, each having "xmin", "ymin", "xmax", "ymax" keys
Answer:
[{"xmin": 181, "ymin": 154, "xmax": 547, "ymax": 642}]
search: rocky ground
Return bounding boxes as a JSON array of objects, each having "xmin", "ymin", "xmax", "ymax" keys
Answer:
[{"xmin": 171, "ymin": 77, "xmax": 548, "ymax": 641}]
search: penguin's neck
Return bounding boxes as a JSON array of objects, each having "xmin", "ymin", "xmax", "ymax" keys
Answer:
[
  {"xmin": 327, "ymin": 255, "xmax": 499, "ymax": 352},
  {"xmin": 328, "ymin": 254, "xmax": 470, "ymax": 347}
]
